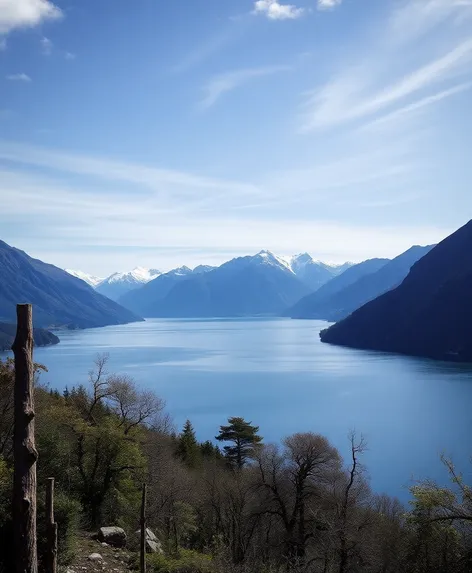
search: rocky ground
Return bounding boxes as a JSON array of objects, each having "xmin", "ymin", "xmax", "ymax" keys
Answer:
[{"xmin": 62, "ymin": 533, "xmax": 135, "ymax": 573}]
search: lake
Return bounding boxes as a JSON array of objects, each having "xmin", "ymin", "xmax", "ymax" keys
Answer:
[{"xmin": 8, "ymin": 317, "xmax": 472, "ymax": 500}]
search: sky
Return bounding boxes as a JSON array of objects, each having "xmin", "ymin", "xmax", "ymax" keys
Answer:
[{"xmin": 0, "ymin": 0, "xmax": 471, "ymax": 275}]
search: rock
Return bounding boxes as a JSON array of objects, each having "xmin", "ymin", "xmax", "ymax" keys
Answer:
[
  {"xmin": 134, "ymin": 527, "xmax": 163, "ymax": 554},
  {"xmin": 101, "ymin": 542, "xmax": 109, "ymax": 547},
  {"xmin": 98, "ymin": 526, "xmax": 127, "ymax": 548},
  {"xmin": 88, "ymin": 553, "xmax": 103, "ymax": 561}
]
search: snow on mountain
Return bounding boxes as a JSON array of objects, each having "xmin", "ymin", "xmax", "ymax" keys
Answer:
[
  {"xmin": 253, "ymin": 250, "xmax": 295, "ymax": 273},
  {"xmin": 95, "ymin": 267, "xmax": 161, "ymax": 301},
  {"xmin": 104, "ymin": 267, "xmax": 161, "ymax": 285},
  {"xmin": 65, "ymin": 269, "xmax": 104, "ymax": 287}
]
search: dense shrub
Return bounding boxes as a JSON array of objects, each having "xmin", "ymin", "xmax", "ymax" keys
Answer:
[{"xmin": 146, "ymin": 549, "xmax": 213, "ymax": 573}]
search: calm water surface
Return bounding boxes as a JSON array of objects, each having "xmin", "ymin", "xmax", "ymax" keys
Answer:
[{"xmin": 9, "ymin": 318, "xmax": 472, "ymax": 499}]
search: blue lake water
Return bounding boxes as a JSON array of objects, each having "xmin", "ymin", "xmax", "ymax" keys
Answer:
[{"xmin": 7, "ymin": 317, "xmax": 472, "ymax": 500}]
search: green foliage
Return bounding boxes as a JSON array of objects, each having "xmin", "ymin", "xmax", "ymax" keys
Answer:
[
  {"xmin": 37, "ymin": 490, "xmax": 81, "ymax": 566},
  {"xmin": 146, "ymin": 549, "xmax": 213, "ymax": 573},
  {"xmin": 215, "ymin": 417, "xmax": 262, "ymax": 469},
  {"xmin": 176, "ymin": 421, "xmax": 202, "ymax": 469}
]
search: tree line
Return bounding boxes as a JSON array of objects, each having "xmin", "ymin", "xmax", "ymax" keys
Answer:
[{"xmin": 0, "ymin": 354, "xmax": 471, "ymax": 572}]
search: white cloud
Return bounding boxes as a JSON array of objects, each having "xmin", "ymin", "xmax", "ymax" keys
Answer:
[
  {"xmin": 318, "ymin": 0, "xmax": 342, "ymax": 10},
  {"xmin": 64, "ymin": 51, "xmax": 76, "ymax": 60},
  {"xmin": 6, "ymin": 73, "xmax": 32, "ymax": 82},
  {"xmin": 253, "ymin": 0, "xmax": 304, "ymax": 20},
  {"xmin": 0, "ymin": 0, "xmax": 61, "ymax": 35},
  {"xmin": 200, "ymin": 65, "xmax": 290, "ymax": 108}
]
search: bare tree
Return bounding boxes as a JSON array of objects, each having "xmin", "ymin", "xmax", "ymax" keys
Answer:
[
  {"xmin": 107, "ymin": 374, "xmax": 165, "ymax": 435},
  {"xmin": 256, "ymin": 433, "xmax": 341, "ymax": 566}
]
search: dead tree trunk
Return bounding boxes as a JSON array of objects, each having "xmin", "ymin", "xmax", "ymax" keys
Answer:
[
  {"xmin": 12, "ymin": 303, "xmax": 38, "ymax": 573},
  {"xmin": 140, "ymin": 483, "xmax": 147, "ymax": 573},
  {"xmin": 46, "ymin": 478, "xmax": 58, "ymax": 573}
]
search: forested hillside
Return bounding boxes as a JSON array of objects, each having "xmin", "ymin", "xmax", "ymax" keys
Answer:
[{"xmin": 1, "ymin": 355, "xmax": 470, "ymax": 573}]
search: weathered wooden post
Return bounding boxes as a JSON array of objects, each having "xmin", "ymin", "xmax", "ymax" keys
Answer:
[
  {"xmin": 12, "ymin": 303, "xmax": 38, "ymax": 573},
  {"xmin": 46, "ymin": 478, "xmax": 58, "ymax": 573},
  {"xmin": 140, "ymin": 483, "xmax": 147, "ymax": 573}
]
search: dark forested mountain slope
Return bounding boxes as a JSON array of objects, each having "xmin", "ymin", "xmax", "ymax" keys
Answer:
[
  {"xmin": 285, "ymin": 258, "xmax": 390, "ymax": 318},
  {"xmin": 320, "ymin": 221, "xmax": 472, "ymax": 361},
  {"xmin": 0, "ymin": 322, "xmax": 59, "ymax": 351},
  {"xmin": 121, "ymin": 251, "xmax": 310, "ymax": 317},
  {"xmin": 0, "ymin": 240, "xmax": 142, "ymax": 329}
]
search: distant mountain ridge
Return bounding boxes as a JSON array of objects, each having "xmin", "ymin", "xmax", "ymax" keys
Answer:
[
  {"xmin": 120, "ymin": 250, "xmax": 314, "ymax": 318},
  {"xmin": 95, "ymin": 267, "xmax": 161, "ymax": 301},
  {"xmin": 286, "ymin": 258, "xmax": 390, "ymax": 319},
  {"xmin": 320, "ymin": 221, "xmax": 472, "ymax": 362},
  {"xmin": 0, "ymin": 240, "xmax": 142, "ymax": 329},
  {"xmin": 65, "ymin": 269, "xmax": 104, "ymax": 287},
  {"xmin": 287, "ymin": 245, "xmax": 433, "ymax": 321}
]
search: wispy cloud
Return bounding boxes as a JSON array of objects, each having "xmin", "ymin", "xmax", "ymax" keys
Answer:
[
  {"xmin": 41, "ymin": 36, "xmax": 53, "ymax": 55},
  {"xmin": 302, "ymin": 38, "xmax": 472, "ymax": 130},
  {"xmin": 6, "ymin": 73, "xmax": 32, "ymax": 82},
  {"xmin": 200, "ymin": 65, "xmax": 290, "ymax": 108},
  {"xmin": 64, "ymin": 51, "xmax": 76, "ymax": 60},
  {"xmin": 0, "ymin": 140, "xmax": 259, "ymax": 197},
  {"xmin": 0, "ymin": 0, "xmax": 62, "ymax": 35},
  {"xmin": 253, "ymin": 0, "xmax": 304, "ymax": 21},
  {"xmin": 360, "ymin": 82, "xmax": 472, "ymax": 133},
  {"xmin": 0, "ymin": 37, "xmax": 6, "ymax": 51},
  {"xmin": 317, "ymin": 0, "xmax": 342, "ymax": 10},
  {"xmin": 389, "ymin": 0, "xmax": 472, "ymax": 45},
  {"xmin": 300, "ymin": 0, "xmax": 472, "ymax": 132}
]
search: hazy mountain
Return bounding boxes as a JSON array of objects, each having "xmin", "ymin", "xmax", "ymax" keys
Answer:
[
  {"xmin": 0, "ymin": 240, "xmax": 142, "ymax": 329},
  {"xmin": 288, "ymin": 253, "xmax": 352, "ymax": 291},
  {"xmin": 95, "ymin": 267, "xmax": 161, "ymax": 301},
  {"xmin": 119, "ymin": 265, "xmax": 201, "ymax": 315},
  {"xmin": 121, "ymin": 250, "xmax": 310, "ymax": 318},
  {"xmin": 0, "ymin": 322, "xmax": 60, "ymax": 351},
  {"xmin": 65, "ymin": 269, "xmax": 104, "ymax": 287},
  {"xmin": 285, "ymin": 258, "xmax": 390, "ymax": 318},
  {"xmin": 320, "ymin": 221, "xmax": 472, "ymax": 362}
]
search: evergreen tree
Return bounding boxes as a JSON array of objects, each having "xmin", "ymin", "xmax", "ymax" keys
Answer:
[
  {"xmin": 176, "ymin": 420, "xmax": 201, "ymax": 468},
  {"xmin": 200, "ymin": 440, "xmax": 223, "ymax": 460},
  {"xmin": 215, "ymin": 417, "xmax": 262, "ymax": 469}
]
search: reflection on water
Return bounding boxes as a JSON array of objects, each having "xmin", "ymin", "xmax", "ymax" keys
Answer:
[{"xmin": 4, "ymin": 317, "xmax": 472, "ymax": 500}]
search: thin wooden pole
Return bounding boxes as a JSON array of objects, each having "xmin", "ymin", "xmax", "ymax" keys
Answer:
[
  {"xmin": 140, "ymin": 483, "xmax": 147, "ymax": 573},
  {"xmin": 12, "ymin": 303, "xmax": 38, "ymax": 573},
  {"xmin": 46, "ymin": 478, "xmax": 58, "ymax": 573}
]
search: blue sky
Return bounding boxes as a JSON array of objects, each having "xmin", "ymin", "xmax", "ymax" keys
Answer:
[{"xmin": 1, "ymin": 0, "xmax": 471, "ymax": 275}]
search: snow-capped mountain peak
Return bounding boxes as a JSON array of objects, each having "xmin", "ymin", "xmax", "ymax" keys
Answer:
[
  {"xmin": 104, "ymin": 267, "xmax": 161, "ymax": 285},
  {"xmin": 255, "ymin": 250, "xmax": 295, "ymax": 273},
  {"xmin": 65, "ymin": 269, "xmax": 104, "ymax": 287}
]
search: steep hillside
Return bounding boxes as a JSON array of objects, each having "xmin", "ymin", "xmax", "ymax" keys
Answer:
[
  {"xmin": 0, "ymin": 240, "xmax": 142, "ymax": 329},
  {"xmin": 320, "ymin": 222, "xmax": 472, "ymax": 361}
]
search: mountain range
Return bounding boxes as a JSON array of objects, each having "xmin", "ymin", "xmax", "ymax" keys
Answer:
[
  {"xmin": 118, "ymin": 252, "xmax": 352, "ymax": 318},
  {"xmin": 0, "ymin": 240, "xmax": 142, "ymax": 330},
  {"xmin": 287, "ymin": 245, "xmax": 434, "ymax": 321},
  {"xmin": 69, "ymin": 254, "xmax": 351, "ymax": 304},
  {"xmin": 320, "ymin": 221, "xmax": 472, "ymax": 362}
]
